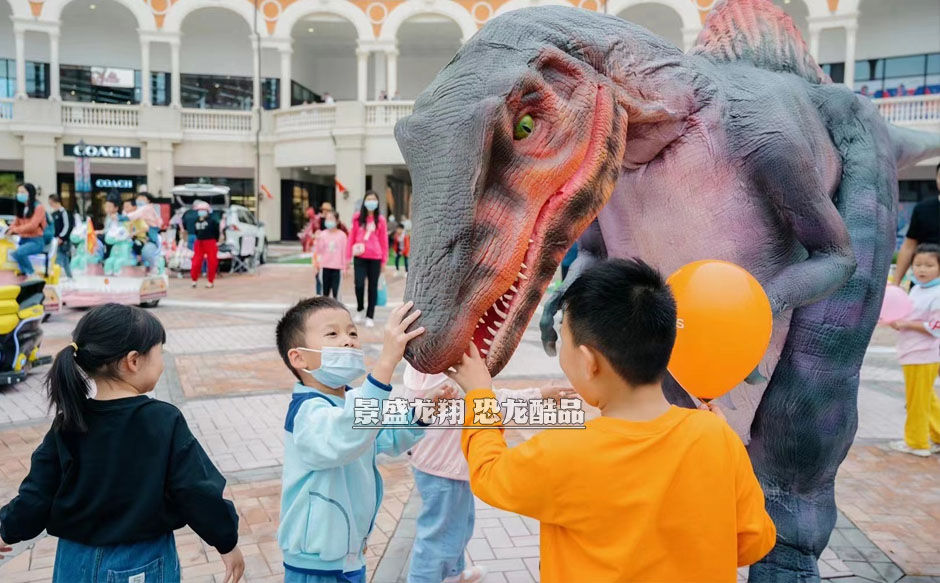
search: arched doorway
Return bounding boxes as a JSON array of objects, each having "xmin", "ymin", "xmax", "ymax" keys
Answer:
[
  {"xmin": 291, "ymin": 16, "xmax": 359, "ymax": 103},
  {"xmin": 618, "ymin": 2, "xmax": 684, "ymax": 49},
  {"xmin": 396, "ymin": 17, "xmax": 462, "ymax": 99},
  {"xmin": 59, "ymin": 0, "xmax": 143, "ymax": 103},
  {"xmin": 179, "ymin": 8, "xmax": 261, "ymax": 110}
]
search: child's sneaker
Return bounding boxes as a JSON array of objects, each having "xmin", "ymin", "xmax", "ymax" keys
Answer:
[
  {"xmin": 354, "ymin": 311, "xmax": 365, "ymax": 324},
  {"xmin": 930, "ymin": 441, "xmax": 940, "ymax": 454},
  {"xmin": 443, "ymin": 566, "xmax": 488, "ymax": 583},
  {"xmin": 365, "ymin": 318, "xmax": 375, "ymax": 328},
  {"xmin": 191, "ymin": 281, "xmax": 197, "ymax": 288},
  {"xmin": 889, "ymin": 440, "xmax": 931, "ymax": 457}
]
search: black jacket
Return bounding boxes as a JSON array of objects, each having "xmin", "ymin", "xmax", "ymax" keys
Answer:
[{"xmin": 0, "ymin": 396, "xmax": 239, "ymax": 552}]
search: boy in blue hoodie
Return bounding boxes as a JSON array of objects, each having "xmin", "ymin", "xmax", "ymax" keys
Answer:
[{"xmin": 275, "ymin": 296, "xmax": 430, "ymax": 582}]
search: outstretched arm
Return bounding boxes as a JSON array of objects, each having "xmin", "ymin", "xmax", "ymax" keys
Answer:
[
  {"xmin": 540, "ymin": 220, "xmax": 607, "ymax": 354},
  {"xmin": 750, "ymin": 138, "xmax": 856, "ymax": 315}
]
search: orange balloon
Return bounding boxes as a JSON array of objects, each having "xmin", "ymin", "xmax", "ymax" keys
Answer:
[{"xmin": 666, "ymin": 260, "xmax": 773, "ymax": 401}]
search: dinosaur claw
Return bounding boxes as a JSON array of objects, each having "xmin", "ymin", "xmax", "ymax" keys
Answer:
[
  {"xmin": 744, "ymin": 367, "xmax": 767, "ymax": 385},
  {"xmin": 543, "ymin": 341, "xmax": 557, "ymax": 357}
]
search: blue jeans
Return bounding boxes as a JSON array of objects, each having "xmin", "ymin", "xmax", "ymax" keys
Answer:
[
  {"xmin": 12, "ymin": 236, "xmax": 44, "ymax": 275},
  {"xmin": 284, "ymin": 566, "xmax": 366, "ymax": 583},
  {"xmin": 408, "ymin": 469, "xmax": 474, "ymax": 583},
  {"xmin": 52, "ymin": 532, "xmax": 179, "ymax": 583},
  {"xmin": 56, "ymin": 238, "xmax": 73, "ymax": 278}
]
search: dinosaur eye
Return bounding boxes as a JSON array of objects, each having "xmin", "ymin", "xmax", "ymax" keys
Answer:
[{"xmin": 514, "ymin": 115, "xmax": 534, "ymax": 140}]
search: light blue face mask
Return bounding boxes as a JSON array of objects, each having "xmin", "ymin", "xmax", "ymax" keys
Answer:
[
  {"xmin": 15, "ymin": 192, "xmax": 28, "ymax": 204},
  {"xmin": 297, "ymin": 346, "xmax": 367, "ymax": 388},
  {"xmin": 364, "ymin": 200, "xmax": 378, "ymax": 212},
  {"xmin": 916, "ymin": 277, "xmax": 940, "ymax": 288},
  {"xmin": 325, "ymin": 220, "xmax": 337, "ymax": 230}
]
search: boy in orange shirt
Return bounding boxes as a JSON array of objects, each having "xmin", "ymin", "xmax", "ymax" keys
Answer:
[{"xmin": 449, "ymin": 258, "xmax": 776, "ymax": 582}]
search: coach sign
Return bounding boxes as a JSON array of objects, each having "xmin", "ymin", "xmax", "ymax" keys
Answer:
[{"xmin": 64, "ymin": 143, "xmax": 141, "ymax": 159}]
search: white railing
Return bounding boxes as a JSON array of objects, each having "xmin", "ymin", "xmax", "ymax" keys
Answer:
[
  {"xmin": 181, "ymin": 108, "xmax": 252, "ymax": 133},
  {"xmin": 0, "ymin": 98, "xmax": 13, "ymax": 121},
  {"xmin": 274, "ymin": 104, "xmax": 336, "ymax": 133},
  {"xmin": 61, "ymin": 102, "xmax": 139, "ymax": 128},
  {"xmin": 365, "ymin": 101, "xmax": 414, "ymax": 128},
  {"xmin": 872, "ymin": 94, "xmax": 940, "ymax": 125}
]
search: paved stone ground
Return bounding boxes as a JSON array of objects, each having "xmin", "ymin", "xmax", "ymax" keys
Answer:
[{"xmin": 0, "ymin": 261, "xmax": 938, "ymax": 582}]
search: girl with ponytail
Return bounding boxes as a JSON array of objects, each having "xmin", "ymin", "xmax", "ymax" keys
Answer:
[{"xmin": 0, "ymin": 303, "xmax": 244, "ymax": 583}]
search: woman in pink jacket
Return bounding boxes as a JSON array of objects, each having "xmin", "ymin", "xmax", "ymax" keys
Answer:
[{"xmin": 346, "ymin": 190, "xmax": 387, "ymax": 327}]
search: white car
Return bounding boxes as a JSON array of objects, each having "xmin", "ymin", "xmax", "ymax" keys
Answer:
[{"xmin": 169, "ymin": 184, "xmax": 269, "ymax": 266}]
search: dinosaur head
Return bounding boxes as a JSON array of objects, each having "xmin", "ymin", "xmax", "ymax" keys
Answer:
[{"xmin": 396, "ymin": 7, "xmax": 683, "ymax": 374}]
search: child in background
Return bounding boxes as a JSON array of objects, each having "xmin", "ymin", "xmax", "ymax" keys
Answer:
[
  {"xmin": 0, "ymin": 303, "xmax": 244, "ymax": 583},
  {"xmin": 401, "ymin": 366, "xmax": 574, "ymax": 583},
  {"xmin": 889, "ymin": 243, "xmax": 940, "ymax": 457},
  {"xmin": 275, "ymin": 297, "xmax": 437, "ymax": 583},
  {"xmin": 393, "ymin": 224, "xmax": 410, "ymax": 275},
  {"xmin": 313, "ymin": 211, "xmax": 348, "ymax": 299},
  {"xmin": 449, "ymin": 259, "xmax": 776, "ymax": 582}
]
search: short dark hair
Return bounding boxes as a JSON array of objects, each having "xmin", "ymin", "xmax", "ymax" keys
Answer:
[
  {"xmin": 561, "ymin": 258, "xmax": 677, "ymax": 386},
  {"xmin": 137, "ymin": 192, "xmax": 152, "ymax": 201},
  {"xmin": 914, "ymin": 243, "xmax": 940, "ymax": 264},
  {"xmin": 48, "ymin": 193, "xmax": 61, "ymax": 204},
  {"xmin": 276, "ymin": 296, "xmax": 348, "ymax": 380}
]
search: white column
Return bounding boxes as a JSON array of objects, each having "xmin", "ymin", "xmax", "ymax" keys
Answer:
[
  {"xmin": 140, "ymin": 38, "xmax": 151, "ymax": 105},
  {"xmin": 356, "ymin": 48, "xmax": 369, "ymax": 102},
  {"xmin": 252, "ymin": 38, "xmax": 261, "ymax": 110},
  {"xmin": 170, "ymin": 40, "xmax": 181, "ymax": 107},
  {"xmin": 374, "ymin": 51, "xmax": 386, "ymax": 99},
  {"xmin": 48, "ymin": 31, "xmax": 60, "ymax": 100},
  {"xmin": 807, "ymin": 25, "xmax": 821, "ymax": 62},
  {"xmin": 386, "ymin": 48, "xmax": 398, "ymax": 97},
  {"xmin": 279, "ymin": 47, "xmax": 292, "ymax": 109},
  {"xmin": 14, "ymin": 28, "xmax": 26, "ymax": 99},
  {"xmin": 844, "ymin": 23, "xmax": 857, "ymax": 90},
  {"xmin": 681, "ymin": 27, "xmax": 701, "ymax": 52}
]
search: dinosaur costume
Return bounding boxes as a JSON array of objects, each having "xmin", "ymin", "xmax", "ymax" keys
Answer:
[{"xmin": 394, "ymin": 0, "xmax": 940, "ymax": 579}]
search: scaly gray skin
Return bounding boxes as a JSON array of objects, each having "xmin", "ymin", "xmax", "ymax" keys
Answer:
[{"xmin": 395, "ymin": 1, "xmax": 940, "ymax": 579}]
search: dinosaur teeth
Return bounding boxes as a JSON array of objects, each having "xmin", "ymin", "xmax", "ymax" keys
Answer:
[
  {"xmin": 483, "ymin": 338, "xmax": 492, "ymax": 346},
  {"xmin": 493, "ymin": 305, "xmax": 508, "ymax": 319},
  {"xmin": 517, "ymin": 272, "xmax": 528, "ymax": 280},
  {"xmin": 487, "ymin": 326, "xmax": 497, "ymax": 336},
  {"xmin": 509, "ymin": 285, "xmax": 518, "ymax": 293},
  {"xmin": 520, "ymin": 262, "xmax": 527, "ymax": 270}
]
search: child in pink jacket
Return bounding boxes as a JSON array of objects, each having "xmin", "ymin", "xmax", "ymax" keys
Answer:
[
  {"xmin": 400, "ymin": 365, "xmax": 573, "ymax": 583},
  {"xmin": 313, "ymin": 211, "xmax": 347, "ymax": 300}
]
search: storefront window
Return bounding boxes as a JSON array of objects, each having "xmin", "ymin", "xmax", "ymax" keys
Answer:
[
  {"xmin": 0, "ymin": 172, "xmax": 24, "ymax": 221},
  {"xmin": 60, "ymin": 65, "xmax": 170, "ymax": 105},
  {"xmin": 0, "ymin": 59, "xmax": 49, "ymax": 98},
  {"xmin": 180, "ymin": 74, "xmax": 279, "ymax": 110},
  {"xmin": 58, "ymin": 172, "xmax": 145, "ymax": 221},
  {"xmin": 848, "ymin": 52, "xmax": 939, "ymax": 97},
  {"xmin": 291, "ymin": 81, "xmax": 320, "ymax": 106}
]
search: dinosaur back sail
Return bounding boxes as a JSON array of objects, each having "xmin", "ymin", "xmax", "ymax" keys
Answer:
[{"xmin": 691, "ymin": 0, "xmax": 829, "ymax": 85}]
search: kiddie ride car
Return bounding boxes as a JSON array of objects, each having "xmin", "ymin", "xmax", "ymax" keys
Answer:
[
  {"xmin": 0, "ymin": 221, "xmax": 62, "ymax": 316},
  {"xmin": 59, "ymin": 219, "xmax": 169, "ymax": 308}
]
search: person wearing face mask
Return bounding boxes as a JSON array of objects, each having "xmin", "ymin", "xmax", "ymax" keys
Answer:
[
  {"xmin": 345, "ymin": 191, "xmax": 388, "ymax": 328},
  {"xmin": 313, "ymin": 211, "xmax": 348, "ymax": 299},
  {"xmin": 7, "ymin": 183, "xmax": 48, "ymax": 279},
  {"xmin": 190, "ymin": 201, "xmax": 221, "ymax": 288},
  {"xmin": 274, "ymin": 296, "xmax": 436, "ymax": 583}
]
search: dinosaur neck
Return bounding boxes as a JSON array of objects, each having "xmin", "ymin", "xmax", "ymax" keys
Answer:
[{"xmin": 602, "ymin": 47, "xmax": 706, "ymax": 169}]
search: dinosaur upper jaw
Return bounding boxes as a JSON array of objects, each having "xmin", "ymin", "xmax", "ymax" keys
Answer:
[{"xmin": 468, "ymin": 85, "xmax": 617, "ymax": 375}]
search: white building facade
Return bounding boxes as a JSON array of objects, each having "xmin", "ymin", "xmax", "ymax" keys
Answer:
[{"xmin": 0, "ymin": 0, "xmax": 938, "ymax": 240}]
